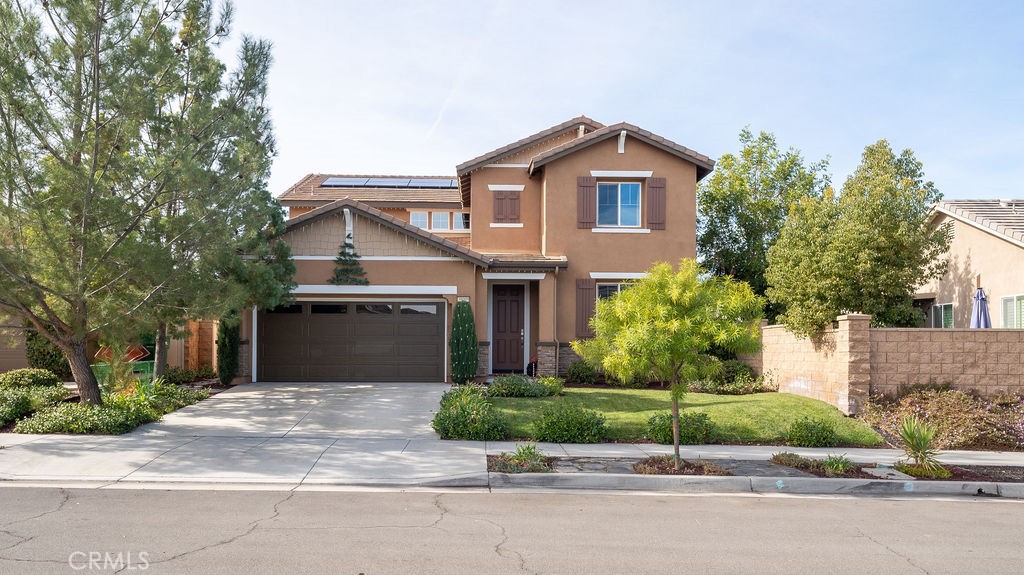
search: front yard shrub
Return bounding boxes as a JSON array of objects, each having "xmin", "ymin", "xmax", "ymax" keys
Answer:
[
  {"xmin": 689, "ymin": 371, "xmax": 777, "ymax": 395},
  {"xmin": 449, "ymin": 300, "xmax": 479, "ymax": 384},
  {"xmin": 147, "ymin": 381, "xmax": 210, "ymax": 415},
  {"xmin": 491, "ymin": 443, "xmax": 551, "ymax": 473},
  {"xmin": 823, "ymin": 454, "xmax": 855, "ymax": 475},
  {"xmin": 14, "ymin": 393, "xmax": 159, "ymax": 435},
  {"xmin": 898, "ymin": 415, "xmax": 944, "ymax": 473},
  {"xmin": 566, "ymin": 360, "xmax": 597, "ymax": 385},
  {"xmin": 163, "ymin": 366, "xmax": 197, "ymax": 386},
  {"xmin": 24, "ymin": 328, "xmax": 72, "ymax": 380},
  {"xmin": 646, "ymin": 412, "xmax": 717, "ymax": 445},
  {"xmin": 0, "ymin": 389, "xmax": 32, "ymax": 426},
  {"xmin": 216, "ymin": 315, "xmax": 240, "ymax": 386},
  {"xmin": 22, "ymin": 385, "xmax": 70, "ymax": 410},
  {"xmin": 432, "ymin": 386, "xmax": 508, "ymax": 440},
  {"xmin": 771, "ymin": 451, "xmax": 856, "ymax": 477},
  {"xmin": 786, "ymin": 417, "xmax": 839, "ymax": 447},
  {"xmin": 0, "ymin": 368, "xmax": 62, "ymax": 388},
  {"xmin": 532, "ymin": 403, "xmax": 606, "ymax": 443},
  {"xmin": 720, "ymin": 360, "xmax": 755, "ymax": 385},
  {"xmin": 536, "ymin": 376, "xmax": 564, "ymax": 396},
  {"xmin": 488, "ymin": 375, "xmax": 548, "ymax": 398}
]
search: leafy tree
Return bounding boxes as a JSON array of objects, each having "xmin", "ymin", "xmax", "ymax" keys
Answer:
[
  {"xmin": 449, "ymin": 300, "xmax": 478, "ymax": 384},
  {"xmin": 697, "ymin": 128, "xmax": 829, "ymax": 322},
  {"xmin": 766, "ymin": 141, "xmax": 949, "ymax": 337},
  {"xmin": 327, "ymin": 241, "xmax": 369, "ymax": 285},
  {"xmin": 0, "ymin": 0, "xmax": 292, "ymax": 404},
  {"xmin": 572, "ymin": 260, "xmax": 763, "ymax": 468}
]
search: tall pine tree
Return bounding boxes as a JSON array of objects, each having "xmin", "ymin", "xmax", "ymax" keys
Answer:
[{"xmin": 328, "ymin": 242, "xmax": 369, "ymax": 285}]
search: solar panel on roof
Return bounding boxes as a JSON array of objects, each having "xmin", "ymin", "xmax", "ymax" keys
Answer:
[
  {"xmin": 364, "ymin": 178, "xmax": 412, "ymax": 187},
  {"xmin": 408, "ymin": 178, "xmax": 458, "ymax": 189},
  {"xmin": 321, "ymin": 177, "xmax": 369, "ymax": 187}
]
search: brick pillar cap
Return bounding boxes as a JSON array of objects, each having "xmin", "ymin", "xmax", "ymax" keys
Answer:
[{"xmin": 837, "ymin": 313, "xmax": 872, "ymax": 321}]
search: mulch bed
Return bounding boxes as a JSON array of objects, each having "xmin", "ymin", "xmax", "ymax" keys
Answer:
[{"xmin": 633, "ymin": 456, "xmax": 732, "ymax": 476}]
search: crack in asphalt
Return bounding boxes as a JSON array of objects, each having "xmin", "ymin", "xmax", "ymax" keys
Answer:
[
  {"xmin": 2, "ymin": 488, "xmax": 71, "ymax": 527},
  {"xmin": 855, "ymin": 526, "xmax": 930, "ymax": 574},
  {"xmin": 473, "ymin": 515, "xmax": 537, "ymax": 575},
  {"xmin": 0, "ymin": 489, "xmax": 72, "ymax": 563},
  {"xmin": 114, "ymin": 490, "xmax": 299, "ymax": 573}
]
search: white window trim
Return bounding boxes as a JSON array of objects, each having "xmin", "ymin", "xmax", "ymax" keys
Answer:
[
  {"xmin": 589, "ymin": 272, "xmax": 648, "ymax": 280},
  {"xmin": 596, "ymin": 181, "xmax": 642, "ymax": 229},
  {"xmin": 590, "ymin": 170, "xmax": 653, "ymax": 178},
  {"xmin": 488, "ymin": 184, "xmax": 526, "ymax": 192},
  {"xmin": 592, "ymin": 228, "xmax": 651, "ymax": 234},
  {"xmin": 1001, "ymin": 294, "xmax": 1024, "ymax": 328},
  {"xmin": 489, "ymin": 223, "xmax": 524, "ymax": 228},
  {"xmin": 409, "ymin": 210, "xmax": 470, "ymax": 232}
]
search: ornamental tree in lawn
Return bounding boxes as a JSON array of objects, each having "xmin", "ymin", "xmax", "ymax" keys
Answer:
[
  {"xmin": 327, "ymin": 241, "xmax": 369, "ymax": 286},
  {"xmin": 449, "ymin": 300, "xmax": 479, "ymax": 384},
  {"xmin": 0, "ymin": 0, "xmax": 293, "ymax": 404},
  {"xmin": 572, "ymin": 260, "xmax": 763, "ymax": 468}
]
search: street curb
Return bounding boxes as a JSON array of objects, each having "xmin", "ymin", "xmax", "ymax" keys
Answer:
[{"xmin": 489, "ymin": 472, "xmax": 1023, "ymax": 499}]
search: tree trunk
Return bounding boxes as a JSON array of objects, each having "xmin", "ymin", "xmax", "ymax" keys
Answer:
[
  {"xmin": 65, "ymin": 338, "xmax": 102, "ymax": 405},
  {"xmin": 154, "ymin": 321, "xmax": 168, "ymax": 378},
  {"xmin": 671, "ymin": 396, "xmax": 681, "ymax": 470}
]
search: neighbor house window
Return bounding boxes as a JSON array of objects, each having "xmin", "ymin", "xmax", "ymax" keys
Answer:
[
  {"xmin": 1001, "ymin": 295, "xmax": 1024, "ymax": 328},
  {"xmin": 410, "ymin": 211, "xmax": 429, "ymax": 229},
  {"xmin": 931, "ymin": 303, "xmax": 953, "ymax": 328},
  {"xmin": 597, "ymin": 182, "xmax": 641, "ymax": 227},
  {"xmin": 431, "ymin": 212, "xmax": 450, "ymax": 230},
  {"xmin": 453, "ymin": 212, "xmax": 470, "ymax": 230}
]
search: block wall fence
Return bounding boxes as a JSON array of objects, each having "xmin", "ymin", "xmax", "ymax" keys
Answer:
[{"xmin": 741, "ymin": 314, "xmax": 1024, "ymax": 415}]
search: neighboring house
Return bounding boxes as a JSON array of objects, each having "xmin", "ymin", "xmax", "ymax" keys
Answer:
[
  {"xmin": 240, "ymin": 115, "xmax": 714, "ymax": 382},
  {"xmin": 0, "ymin": 314, "xmax": 28, "ymax": 373},
  {"xmin": 916, "ymin": 200, "xmax": 1024, "ymax": 328}
]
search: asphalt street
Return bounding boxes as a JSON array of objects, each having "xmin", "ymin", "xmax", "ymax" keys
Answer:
[{"xmin": 0, "ymin": 487, "xmax": 1021, "ymax": 574}]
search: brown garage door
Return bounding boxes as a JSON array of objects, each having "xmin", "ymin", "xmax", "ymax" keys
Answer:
[{"xmin": 258, "ymin": 302, "xmax": 444, "ymax": 382}]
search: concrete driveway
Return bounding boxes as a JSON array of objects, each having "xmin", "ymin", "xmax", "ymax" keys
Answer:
[
  {"xmin": 0, "ymin": 381, "xmax": 492, "ymax": 487},
  {"xmin": 139, "ymin": 381, "xmax": 447, "ymax": 438}
]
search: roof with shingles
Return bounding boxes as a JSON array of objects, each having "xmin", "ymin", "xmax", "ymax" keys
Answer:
[
  {"xmin": 934, "ymin": 200, "xmax": 1024, "ymax": 248},
  {"xmin": 284, "ymin": 198, "xmax": 490, "ymax": 266},
  {"xmin": 528, "ymin": 122, "xmax": 715, "ymax": 180},
  {"xmin": 278, "ymin": 174, "xmax": 461, "ymax": 207},
  {"xmin": 455, "ymin": 116, "xmax": 604, "ymax": 175}
]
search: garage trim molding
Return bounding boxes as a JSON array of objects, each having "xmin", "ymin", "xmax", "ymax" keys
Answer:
[{"xmin": 292, "ymin": 284, "xmax": 457, "ymax": 295}]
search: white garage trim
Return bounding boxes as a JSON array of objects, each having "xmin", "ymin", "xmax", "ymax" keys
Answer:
[
  {"xmin": 481, "ymin": 273, "xmax": 546, "ymax": 280},
  {"xmin": 293, "ymin": 284, "xmax": 457, "ymax": 295}
]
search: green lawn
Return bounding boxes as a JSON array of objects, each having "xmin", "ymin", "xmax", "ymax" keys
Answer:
[{"xmin": 489, "ymin": 388, "xmax": 883, "ymax": 446}]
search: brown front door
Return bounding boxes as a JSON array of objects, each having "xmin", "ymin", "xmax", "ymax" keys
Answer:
[{"xmin": 492, "ymin": 285, "xmax": 524, "ymax": 372}]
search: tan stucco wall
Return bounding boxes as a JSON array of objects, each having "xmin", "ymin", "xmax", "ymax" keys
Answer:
[
  {"xmin": 921, "ymin": 213, "xmax": 1024, "ymax": 327},
  {"xmin": 467, "ymin": 168, "xmax": 542, "ymax": 253},
  {"xmin": 0, "ymin": 327, "xmax": 28, "ymax": 373},
  {"xmin": 542, "ymin": 137, "xmax": 699, "ymax": 342}
]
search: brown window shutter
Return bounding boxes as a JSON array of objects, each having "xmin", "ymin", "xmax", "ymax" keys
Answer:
[
  {"xmin": 508, "ymin": 191, "xmax": 520, "ymax": 223},
  {"xmin": 576, "ymin": 278, "xmax": 597, "ymax": 339},
  {"xmin": 494, "ymin": 191, "xmax": 507, "ymax": 223},
  {"xmin": 577, "ymin": 176, "xmax": 597, "ymax": 228},
  {"xmin": 647, "ymin": 177, "xmax": 666, "ymax": 230}
]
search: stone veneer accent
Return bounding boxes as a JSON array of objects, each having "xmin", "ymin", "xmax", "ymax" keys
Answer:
[
  {"xmin": 743, "ymin": 314, "xmax": 1024, "ymax": 415},
  {"xmin": 537, "ymin": 342, "xmax": 580, "ymax": 377},
  {"xmin": 476, "ymin": 341, "xmax": 490, "ymax": 377}
]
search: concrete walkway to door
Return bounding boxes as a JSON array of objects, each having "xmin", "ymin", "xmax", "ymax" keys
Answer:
[{"xmin": 0, "ymin": 382, "xmax": 490, "ymax": 487}]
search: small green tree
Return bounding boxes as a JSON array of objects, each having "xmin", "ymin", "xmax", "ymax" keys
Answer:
[
  {"xmin": 449, "ymin": 300, "xmax": 479, "ymax": 384},
  {"xmin": 328, "ymin": 242, "xmax": 369, "ymax": 285},
  {"xmin": 23, "ymin": 326, "xmax": 73, "ymax": 381},
  {"xmin": 216, "ymin": 312, "xmax": 241, "ymax": 386},
  {"xmin": 572, "ymin": 260, "xmax": 763, "ymax": 468},
  {"xmin": 766, "ymin": 140, "xmax": 949, "ymax": 337}
]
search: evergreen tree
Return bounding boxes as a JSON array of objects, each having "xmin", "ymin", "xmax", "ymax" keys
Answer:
[
  {"xmin": 449, "ymin": 301, "xmax": 479, "ymax": 384},
  {"xmin": 216, "ymin": 312, "xmax": 241, "ymax": 386},
  {"xmin": 328, "ymin": 242, "xmax": 369, "ymax": 285}
]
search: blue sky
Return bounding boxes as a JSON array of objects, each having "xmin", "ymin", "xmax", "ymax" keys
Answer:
[{"xmin": 225, "ymin": 0, "xmax": 1024, "ymax": 200}]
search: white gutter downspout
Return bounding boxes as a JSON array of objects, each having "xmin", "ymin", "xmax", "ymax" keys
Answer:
[
  {"xmin": 617, "ymin": 130, "xmax": 627, "ymax": 153},
  {"xmin": 553, "ymin": 267, "xmax": 559, "ymax": 375},
  {"xmin": 343, "ymin": 208, "xmax": 354, "ymax": 248}
]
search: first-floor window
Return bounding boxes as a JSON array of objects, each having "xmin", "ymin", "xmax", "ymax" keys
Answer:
[
  {"xmin": 1002, "ymin": 295, "xmax": 1024, "ymax": 328},
  {"xmin": 597, "ymin": 283, "xmax": 628, "ymax": 299},
  {"xmin": 931, "ymin": 303, "xmax": 953, "ymax": 328}
]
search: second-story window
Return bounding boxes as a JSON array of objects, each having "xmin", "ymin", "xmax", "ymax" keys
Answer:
[
  {"xmin": 410, "ymin": 211, "xmax": 429, "ymax": 229},
  {"xmin": 431, "ymin": 212, "xmax": 450, "ymax": 230},
  {"xmin": 453, "ymin": 213, "xmax": 471, "ymax": 230},
  {"xmin": 597, "ymin": 182, "xmax": 641, "ymax": 227},
  {"xmin": 410, "ymin": 211, "xmax": 470, "ymax": 232}
]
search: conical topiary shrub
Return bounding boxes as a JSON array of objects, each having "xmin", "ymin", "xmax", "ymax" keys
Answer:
[{"xmin": 449, "ymin": 300, "xmax": 479, "ymax": 384}]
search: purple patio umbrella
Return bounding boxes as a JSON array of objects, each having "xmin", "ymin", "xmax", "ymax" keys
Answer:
[{"xmin": 970, "ymin": 288, "xmax": 992, "ymax": 329}]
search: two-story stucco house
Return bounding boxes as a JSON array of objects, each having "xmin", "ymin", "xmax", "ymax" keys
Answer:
[
  {"xmin": 916, "ymin": 200, "xmax": 1024, "ymax": 328},
  {"xmin": 238, "ymin": 116, "xmax": 714, "ymax": 382}
]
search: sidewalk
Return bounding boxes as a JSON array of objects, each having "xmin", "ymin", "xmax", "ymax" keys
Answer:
[{"xmin": 2, "ymin": 431, "xmax": 1024, "ymax": 497}]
